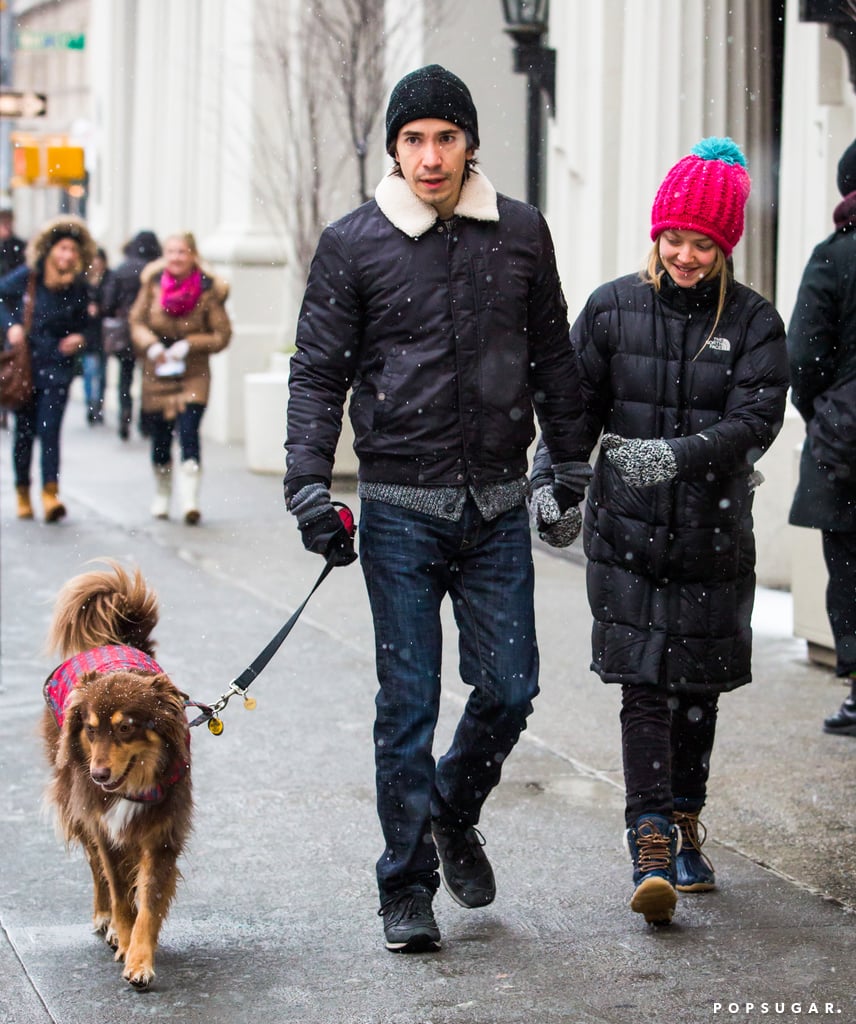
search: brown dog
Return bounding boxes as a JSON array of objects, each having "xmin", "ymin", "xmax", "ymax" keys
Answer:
[{"xmin": 42, "ymin": 561, "xmax": 192, "ymax": 989}]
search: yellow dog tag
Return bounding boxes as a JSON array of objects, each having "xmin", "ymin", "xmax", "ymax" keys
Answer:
[
  {"xmin": 243, "ymin": 696, "xmax": 257, "ymax": 710},
  {"xmin": 208, "ymin": 717, "xmax": 224, "ymax": 735}
]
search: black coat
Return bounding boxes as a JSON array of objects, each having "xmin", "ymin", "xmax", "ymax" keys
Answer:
[
  {"xmin": 788, "ymin": 199, "xmax": 856, "ymax": 532},
  {"xmin": 572, "ymin": 271, "xmax": 788, "ymax": 693},
  {"xmin": 0, "ymin": 263, "xmax": 89, "ymax": 388},
  {"xmin": 102, "ymin": 256, "xmax": 150, "ymax": 320},
  {"xmin": 285, "ymin": 170, "xmax": 588, "ymax": 491}
]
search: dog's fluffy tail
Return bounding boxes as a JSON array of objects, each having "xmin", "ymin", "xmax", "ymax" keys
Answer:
[{"xmin": 47, "ymin": 560, "xmax": 159, "ymax": 659}]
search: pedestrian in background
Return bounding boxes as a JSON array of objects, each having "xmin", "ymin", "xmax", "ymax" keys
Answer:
[
  {"xmin": 285, "ymin": 65, "xmax": 589, "ymax": 954},
  {"xmin": 788, "ymin": 138, "xmax": 856, "ymax": 739},
  {"xmin": 0, "ymin": 208, "xmax": 26, "ymax": 278},
  {"xmin": 534, "ymin": 138, "xmax": 788, "ymax": 926},
  {"xmin": 0, "ymin": 215, "xmax": 94, "ymax": 521},
  {"xmin": 101, "ymin": 230, "xmax": 162, "ymax": 441},
  {"xmin": 129, "ymin": 232, "xmax": 231, "ymax": 524},
  {"xmin": 81, "ymin": 246, "xmax": 110, "ymax": 426},
  {"xmin": 0, "ymin": 208, "xmax": 27, "ymax": 432}
]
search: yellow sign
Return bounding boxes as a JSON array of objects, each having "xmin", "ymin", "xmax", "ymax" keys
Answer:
[{"xmin": 10, "ymin": 132, "xmax": 85, "ymax": 187}]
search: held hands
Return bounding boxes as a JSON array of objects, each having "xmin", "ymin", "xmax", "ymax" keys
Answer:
[
  {"xmin": 529, "ymin": 485, "xmax": 582, "ymax": 549},
  {"xmin": 601, "ymin": 434, "xmax": 678, "ymax": 488},
  {"xmin": 288, "ymin": 482, "xmax": 357, "ymax": 567}
]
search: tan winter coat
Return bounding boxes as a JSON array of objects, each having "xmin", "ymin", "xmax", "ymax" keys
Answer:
[{"xmin": 129, "ymin": 258, "xmax": 231, "ymax": 419}]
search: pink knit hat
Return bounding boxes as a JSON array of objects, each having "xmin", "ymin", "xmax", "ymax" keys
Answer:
[{"xmin": 650, "ymin": 137, "xmax": 751, "ymax": 257}]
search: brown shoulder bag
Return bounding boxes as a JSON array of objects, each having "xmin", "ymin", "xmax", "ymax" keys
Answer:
[{"xmin": 0, "ymin": 274, "xmax": 35, "ymax": 411}]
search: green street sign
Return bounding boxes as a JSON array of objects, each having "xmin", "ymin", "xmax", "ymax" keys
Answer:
[{"xmin": 15, "ymin": 30, "xmax": 85, "ymax": 51}]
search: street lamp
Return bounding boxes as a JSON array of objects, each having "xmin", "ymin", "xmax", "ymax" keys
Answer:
[{"xmin": 501, "ymin": 0, "xmax": 556, "ymax": 208}]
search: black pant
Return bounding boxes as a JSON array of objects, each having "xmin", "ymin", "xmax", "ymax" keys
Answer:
[
  {"xmin": 620, "ymin": 685, "xmax": 718, "ymax": 827},
  {"xmin": 116, "ymin": 354, "xmax": 135, "ymax": 428},
  {"xmin": 821, "ymin": 531, "xmax": 856, "ymax": 678}
]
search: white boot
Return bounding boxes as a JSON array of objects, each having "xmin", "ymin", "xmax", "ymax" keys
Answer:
[
  {"xmin": 179, "ymin": 459, "xmax": 201, "ymax": 524},
  {"xmin": 151, "ymin": 464, "xmax": 172, "ymax": 519}
]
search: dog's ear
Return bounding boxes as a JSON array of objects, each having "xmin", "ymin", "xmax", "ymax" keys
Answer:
[
  {"xmin": 55, "ymin": 687, "xmax": 87, "ymax": 770},
  {"xmin": 149, "ymin": 674, "xmax": 190, "ymax": 753}
]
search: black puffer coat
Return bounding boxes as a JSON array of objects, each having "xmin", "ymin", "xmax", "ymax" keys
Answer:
[
  {"xmin": 788, "ymin": 195, "xmax": 856, "ymax": 532},
  {"xmin": 573, "ymin": 271, "xmax": 788, "ymax": 693},
  {"xmin": 285, "ymin": 169, "xmax": 587, "ymax": 492}
]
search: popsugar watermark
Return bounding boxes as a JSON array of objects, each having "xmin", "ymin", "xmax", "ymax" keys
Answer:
[{"xmin": 712, "ymin": 1002, "xmax": 842, "ymax": 1017}]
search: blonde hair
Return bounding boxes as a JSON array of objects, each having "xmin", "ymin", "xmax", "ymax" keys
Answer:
[
  {"xmin": 164, "ymin": 232, "xmax": 198, "ymax": 256},
  {"xmin": 643, "ymin": 237, "xmax": 730, "ymax": 359}
]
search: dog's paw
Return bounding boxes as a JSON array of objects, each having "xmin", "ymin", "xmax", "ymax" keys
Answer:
[
  {"xmin": 105, "ymin": 923, "xmax": 120, "ymax": 950},
  {"xmin": 92, "ymin": 913, "xmax": 111, "ymax": 936},
  {"xmin": 123, "ymin": 956, "xmax": 155, "ymax": 990}
]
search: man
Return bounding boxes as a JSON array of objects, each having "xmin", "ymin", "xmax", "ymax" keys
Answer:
[{"xmin": 284, "ymin": 65, "xmax": 589, "ymax": 953}]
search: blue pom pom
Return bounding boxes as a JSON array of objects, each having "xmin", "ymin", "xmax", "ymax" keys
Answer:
[{"xmin": 690, "ymin": 136, "xmax": 746, "ymax": 167}]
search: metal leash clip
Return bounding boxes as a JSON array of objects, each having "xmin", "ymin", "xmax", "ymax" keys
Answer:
[{"xmin": 186, "ymin": 679, "xmax": 257, "ymax": 735}]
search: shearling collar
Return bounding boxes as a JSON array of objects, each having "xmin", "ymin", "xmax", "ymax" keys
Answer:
[{"xmin": 374, "ymin": 167, "xmax": 499, "ymax": 239}]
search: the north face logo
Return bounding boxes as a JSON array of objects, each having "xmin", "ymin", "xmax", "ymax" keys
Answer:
[{"xmin": 707, "ymin": 336, "xmax": 731, "ymax": 352}]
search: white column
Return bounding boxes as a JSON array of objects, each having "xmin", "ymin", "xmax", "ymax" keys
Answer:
[{"xmin": 196, "ymin": 0, "xmax": 290, "ymax": 445}]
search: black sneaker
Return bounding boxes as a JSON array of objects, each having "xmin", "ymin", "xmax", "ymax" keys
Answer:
[
  {"xmin": 432, "ymin": 822, "xmax": 496, "ymax": 908},
  {"xmin": 823, "ymin": 698, "xmax": 856, "ymax": 736},
  {"xmin": 378, "ymin": 888, "xmax": 441, "ymax": 953}
]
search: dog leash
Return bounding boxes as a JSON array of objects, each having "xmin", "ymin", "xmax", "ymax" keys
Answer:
[{"xmin": 187, "ymin": 504, "xmax": 354, "ymax": 734}]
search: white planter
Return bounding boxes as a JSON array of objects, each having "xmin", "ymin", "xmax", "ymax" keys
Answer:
[{"xmin": 244, "ymin": 354, "xmax": 358, "ymax": 478}]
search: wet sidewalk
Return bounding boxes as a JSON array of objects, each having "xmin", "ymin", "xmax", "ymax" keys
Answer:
[{"xmin": 1, "ymin": 398, "xmax": 853, "ymax": 1024}]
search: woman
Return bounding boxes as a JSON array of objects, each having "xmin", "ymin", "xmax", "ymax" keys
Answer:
[
  {"xmin": 788, "ymin": 138, "xmax": 856, "ymax": 738},
  {"xmin": 129, "ymin": 232, "xmax": 231, "ymax": 524},
  {"xmin": 0, "ymin": 215, "xmax": 95, "ymax": 521},
  {"xmin": 535, "ymin": 139, "xmax": 788, "ymax": 926},
  {"xmin": 101, "ymin": 230, "xmax": 161, "ymax": 440}
]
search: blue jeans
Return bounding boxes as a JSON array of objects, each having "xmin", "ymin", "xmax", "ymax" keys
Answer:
[
  {"xmin": 150, "ymin": 403, "xmax": 205, "ymax": 466},
  {"xmin": 81, "ymin": 352, "xmax": 105, "ymax": 414},
  {"xmin": 359, "ymin": 497, "xmax": 539, "ymax": 901},
  {"xmin": 13, "ymin": 384, "xmax": 70, "ymax": 487}
]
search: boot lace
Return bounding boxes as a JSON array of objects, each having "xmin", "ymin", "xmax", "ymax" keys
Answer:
[
  {"xmin": 377, "ymin": 889, "xmax": 432, "ymax": 924},
  {"xmin": 635, "ymin": 823, "xmax": 675, "ymax": 874},
  {"xmin": 446, "ymin": 825, "xmax": 486, "ymax": 867},
  {"xmin": 674, "ymin": 810, "xmax": 706, "ymax": 853},
  {"xmin": 674, "ymin": 810, "xmax": 713, "ymax": 869}
]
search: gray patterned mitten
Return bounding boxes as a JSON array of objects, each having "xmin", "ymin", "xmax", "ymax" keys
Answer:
[
  {"xmin": 529, "ymin": 486, "xmax": 582, "ymax": 548},
  {"xmin": 601, "ymin": 434, "xmax": 678, "ymax": 487}
]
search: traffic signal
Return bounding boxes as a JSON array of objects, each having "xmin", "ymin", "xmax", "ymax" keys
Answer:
[{"xmin": 10, "ymin": 133, "xmax": 85, "ymax": 186}]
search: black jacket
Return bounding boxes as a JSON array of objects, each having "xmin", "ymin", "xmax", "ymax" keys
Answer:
[
  {"xmin": 568, "ymin": 271, "xmax": 787, "ymax": 693},
  {"xmin": 788, "ymin": 195, "xmax": 856, "ymax": 532},
  {"xmin": 285, "ymin": 170, "xmax": 587, "ymax": 492},
  {"xmin": 101, "ymin": 231, "xmax": 162, "ymax": 326},
  {"xmin": 0, "ymin": 263, "xmax": 89, "ymax": 387}
]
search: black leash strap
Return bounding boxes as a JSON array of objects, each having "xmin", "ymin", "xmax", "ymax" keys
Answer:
[
  {"xmin": 187, "ymin": 559, "xmax": 335, "ymax": 730},
  {"xmin": 233, "ymin": 560, "xmax": 334, "ymax": 691}
]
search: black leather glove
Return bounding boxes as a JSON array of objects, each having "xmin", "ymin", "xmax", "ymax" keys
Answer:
[
  {"xmin": 601, "ymin": 434, "xmax": 678, "ymax": 487},
  {"xmin": 288, "ymin": 483, "xmax": 357, "ymax": 566}
]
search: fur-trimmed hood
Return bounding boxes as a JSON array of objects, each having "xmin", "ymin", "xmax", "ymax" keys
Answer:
[
  {"xmin": 139, "ymin": 257, "xmax": 230, "ymax": 302},
  {"xmin": 26, "ymin": 215, "xmax": 97, "ymax": 271},
  {"xmin": 374, "ymin": 166, "xmax": 499, "ymax": 239}
]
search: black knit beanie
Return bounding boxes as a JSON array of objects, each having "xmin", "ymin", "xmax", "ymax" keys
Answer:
[
  {"xmin": 385, "ymin": 65, "xmax": 479, "ymax": 155},
  {"xmin": 837, "ymin": 138, "xmax": 856, "ymax": 197}
]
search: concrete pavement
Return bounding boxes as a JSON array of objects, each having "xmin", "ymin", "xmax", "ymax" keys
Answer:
[{"xmin": 1, "ymin": 397, "xmax": 854, "ymax": 1024}]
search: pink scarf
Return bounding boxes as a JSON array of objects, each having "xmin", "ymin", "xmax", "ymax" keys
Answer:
[{"xmin": 160, "ymin": 268, "xmax": 203, "ymax": 316}]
